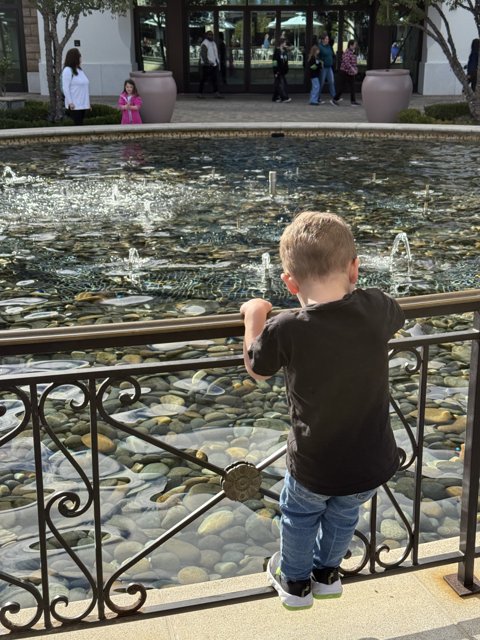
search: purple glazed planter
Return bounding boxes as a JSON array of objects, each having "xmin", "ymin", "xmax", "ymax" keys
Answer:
[
  {"xmin": 130, "ymin": 71, "xmax": 177, "ymax": 124},
  {"xmin": 361, "ymin": 69, "xmax": 413, "ymax": 123}
]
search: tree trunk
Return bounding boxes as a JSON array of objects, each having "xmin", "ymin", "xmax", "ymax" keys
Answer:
[{"xmin": 40, "ymin": 7, "xmax": 79, "ymax": 122}]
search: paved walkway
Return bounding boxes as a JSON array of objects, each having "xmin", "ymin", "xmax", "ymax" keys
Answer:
[
  {"xmin": 9, "ymin": 91, "xmax": 463, "ymax": 125},
  {"xmin": 168, "ymin": 93, "xmax": 462, "ymax": 124}
]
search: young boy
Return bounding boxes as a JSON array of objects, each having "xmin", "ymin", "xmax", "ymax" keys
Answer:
[{"xmin": 240, "ymin": 211, "xmax": 404, "ymax": 611}]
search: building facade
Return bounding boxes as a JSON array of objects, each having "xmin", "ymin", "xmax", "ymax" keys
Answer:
[{"xmin": 1, "ymin": 0, "xmax": 476, "ymax": 96}]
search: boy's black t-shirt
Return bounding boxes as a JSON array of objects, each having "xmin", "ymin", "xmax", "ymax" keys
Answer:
[{"xmin": 248, "ymin": 288, "xmax": 405, "ymax": 496}]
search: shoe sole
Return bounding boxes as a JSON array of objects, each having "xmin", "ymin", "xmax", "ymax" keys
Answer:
[
  {"xmin": 267, "ymin": 553, "xmax": 313, "ymax": 610},
  {"xmin": 313, "ymin": 591, "xmax": 343, "ymax": 600},
  {"xmin": 312, "ymin": 579, "xmax": 343, "ymax": 600}
]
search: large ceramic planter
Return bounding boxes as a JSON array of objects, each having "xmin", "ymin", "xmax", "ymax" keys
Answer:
[
  {"xmin": 129, "ymin": 71, "xmax": 177, "ymax": 124},
  {"xmin": 361, "ymin": 69, "xmax": 413, "ymax": 123}
]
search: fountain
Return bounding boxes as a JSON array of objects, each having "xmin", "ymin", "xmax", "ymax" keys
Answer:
[
  {"xmin": 0, "ymin": 131, "xmax": 479, "ymax": 622},
  {"xmin": 1, "ymin": 135, "xmax": 479, "ymax": 330}
]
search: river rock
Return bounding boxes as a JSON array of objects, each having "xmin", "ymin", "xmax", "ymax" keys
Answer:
[
  {"xmin": 161, "ymin": 505, "xmax": 189, "ymax": 530},
  {"xmin": 177, "ymin": 566, "xmax": 209, "ymax": 584},
  {"xmin": 81, "ymin": 433, "xmax": 116, "ymax": 454},
  {"xmin": 410, "ymin": 408, "xmax": 453, "ymax": 425},
  {"xmin": 451, "ymin": 345, "xmax": 471, "ymax": 364},
  {"xmin": 219, "ymin": 525, "xmax": 246, "ymax": 543},
  {"xmin": 420, "ymin": 501, "xmax": 444, "ymax": 518},
  {"xmin": 245, "ymin": 511, "xmax": 275, "ymax": 543},
  {"xmin": 422, "ymin": 480, "xmax": 446, "ymax": 501},
  {"xmin": 437, "ymin": 416, "xmax": 466, "ymax": 434},
  {"xmin": 163, "ymin": 539, "xmax": 201, "ymax": 564},
  {"xmin": 114, "ymin": 540, "xmax": 145, "ymax": 564},
  {"xmin": 198, "ymin": 510, "xmax": 234, "ymax": 535},
  {"xmin": 214, "ymin": 561, "xmax": 237, "ymax": 577},
  {"xmin": 199, "ymin": 549, "xmax": 222, "ymax": 569},
  {"xmin": 150, "ymin": 550, "xmax": 181, "ymax": 573},
  {"xmin": 380, "ymin": 519, "xmax": 406, "ymax": 541}
]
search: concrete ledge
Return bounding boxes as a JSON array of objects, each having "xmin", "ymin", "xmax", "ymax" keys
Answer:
[{"xmin": 1, "ymin": 121, "xmax": 480, "ymax": 146}]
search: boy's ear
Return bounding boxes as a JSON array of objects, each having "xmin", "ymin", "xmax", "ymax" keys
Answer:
[
  {"xmin": 281, "ymin": 272, "xmax": 300, "ymax": 295},
  {"xmin": 349, "ymin": 257, "xmax": 360, "ymax": 284}
]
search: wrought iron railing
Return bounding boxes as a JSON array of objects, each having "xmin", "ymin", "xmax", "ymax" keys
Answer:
[{"xmin": 0, "ymin": 289, "xmax": 479, "ymax": 635}]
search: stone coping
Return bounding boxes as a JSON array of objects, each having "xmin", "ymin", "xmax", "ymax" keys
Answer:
[
  {"xmin": 1, "ymin": 121, "xmax": 480, "ymax": 146},
  {"xmin": 4, "ymin": 535, "xmax": 477, "ymax": 632}
]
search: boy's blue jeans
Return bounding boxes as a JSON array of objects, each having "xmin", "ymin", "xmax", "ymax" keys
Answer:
[{"xmin": 279, "ymin": 471, "xmax": 376, "ymax": 581}]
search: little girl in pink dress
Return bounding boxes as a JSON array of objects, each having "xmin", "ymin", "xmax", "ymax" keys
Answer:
[{"xmin": 118, "ymin": 79, "xmax": 143, "ymax": 125}]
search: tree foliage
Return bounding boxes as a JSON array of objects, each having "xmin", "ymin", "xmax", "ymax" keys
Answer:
[
  {"xmin": 34, "ymin": 0, "xmax": 130, "ymax": 122},
  {"xmin": 375, "ymin": 0, "xmax": 480, "ymax": 121}
]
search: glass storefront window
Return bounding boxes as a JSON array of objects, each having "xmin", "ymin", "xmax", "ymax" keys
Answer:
[
  {"xmin": 188, "ymin": 11, "xmax": 213, "ymax": 88},
  {"xmin": 187, "ymin": 1, "xmax": 244, "ymax": 6},
  {"xmin": 220, "ymin": 11, "xmax": 245, "ymax": 86},
  {"xmin": 138, "ymin": 11, "xmax": 167, "ymax": 71},
  {"xmin": 0, "ymin": 7, "xmax": 24, "ymax": 88},
  {"xmin": 313, "ymin": 10, "xmax": 339, "ymax": 59},
  {"xmin": 250, "ymin": 10, "xmax": 276, "ymax": 86},
  {"xmin": 187, "ymin": 1, "xmax": 308, "ymax": 4},
  {"xmin": 248, "ymin": 1, "xmax": 308, "ymax": 5},
  {"xmin": 343, "ymin": 11, "xmax": 369, "ymax": 72}
]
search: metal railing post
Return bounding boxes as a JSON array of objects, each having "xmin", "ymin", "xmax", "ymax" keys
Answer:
[{"xmin": 445, "ymin": 310, "xmax": 480, "ymax": 596}]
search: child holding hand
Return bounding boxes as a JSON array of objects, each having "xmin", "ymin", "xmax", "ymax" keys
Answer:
[{"xmin": 118, "ymin": 79, "xmax": 143, "ymax": 125}]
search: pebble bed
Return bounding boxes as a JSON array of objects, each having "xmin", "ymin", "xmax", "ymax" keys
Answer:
[
  {"xmin": 0, "ymin": 312, "xmax": 473, "ymax": 610},
  {"xmin": 0, "ymin": 134, "xmax": 478, "ymax": 613}
]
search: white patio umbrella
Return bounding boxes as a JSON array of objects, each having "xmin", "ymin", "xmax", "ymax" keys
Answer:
[
  {"xmin": 267, "ymin": 13, "xmax": 322, "ymax": 48},
  {"xmin": 219, "ymin": 20, "xmax": 235, "ymax": 30}
]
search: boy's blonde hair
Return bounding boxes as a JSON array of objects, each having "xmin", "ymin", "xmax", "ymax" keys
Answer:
[{"xmin": 279, "ymin": 211, "xmax": 357, "ymax": 282}]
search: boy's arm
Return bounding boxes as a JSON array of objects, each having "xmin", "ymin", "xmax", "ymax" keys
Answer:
[{"xmin": 240, "ymin": 298, "xmax": 273, "ymax": 381}]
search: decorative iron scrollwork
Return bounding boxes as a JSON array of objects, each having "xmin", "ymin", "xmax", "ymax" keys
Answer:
[{"xmin": 222, "ymin": 461, "xmax": 262, "ymax": 501}]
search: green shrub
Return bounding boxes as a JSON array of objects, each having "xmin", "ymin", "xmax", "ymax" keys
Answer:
[
  {"xmin": 396, "ymin": 108, "xmax": 438, "ymax": 124},
  {"xmin": 424, "ymin": 102, "xmax": 470, "ymax": 121},
  {"xmin": 89, "ymin": 103, "xmax": 119, "ymax": 117},
  {"xmin": 24, "ymin": 100, "xmax": 48, "ymax": 111},
  {"xmin": 0, "ymin": 117, "xmax": 48, "ymax": 129},
  {"xmin": 0, "ymin": 101, "xmax": 120, "ymax": 128},
  {"xmin": 85, "ymin": 111, "xmax": 121, "ymax": 126}
]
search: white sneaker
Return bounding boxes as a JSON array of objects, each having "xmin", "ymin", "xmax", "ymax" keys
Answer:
[
  {"xmin": 267, "ymin": 552, "xmax": 313, "ymax": 610},
  {"xmin": 311, "ymin": 567, "xmax": 343, "ymax": 599}
]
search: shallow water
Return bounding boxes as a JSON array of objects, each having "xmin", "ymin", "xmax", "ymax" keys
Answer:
[
  {"xmin": 1, "ymin": 136, "xmax": 479, "ymax": 330},
  {"xmin": 0, "ymin": 135, "xmax": 477, "ymax": 612}
]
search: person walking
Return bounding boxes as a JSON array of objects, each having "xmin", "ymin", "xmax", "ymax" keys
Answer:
[
  {"xmin": 307, "ymin": 44, "xmax": 322, "ymax": 105},
  {"xmin": 218, "ymin": 32, "xmax": 227, "ymax": 86},
  {"xmin": 198, "ymin": 30, "xmax": 223, "ymax": 98},
  {"xmin": 272, "ymin": 38, "xmax": 291, "ymax": 103},
  {"xmin": 319, "ymin": 33, "xmax": 337, "ymax": 105},
  {"xmin": 467, "ymin": 38, "xmax": 479, "ymax": 91},
  {"xmin": 241, "ymin": 211, "xmax": 404, "ymax": 610},
  {"xmin": 62, "ymin": 47, "xmax": 90, "ymax": 126},
  {"xmin": 333, "ymin": 40, "xmax": 360, "ymax": 106}
]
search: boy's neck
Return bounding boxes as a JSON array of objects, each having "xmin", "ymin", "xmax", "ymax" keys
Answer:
[{"xmin": 297, "ymin": 274, "xmax": 355, "ymax": 306}]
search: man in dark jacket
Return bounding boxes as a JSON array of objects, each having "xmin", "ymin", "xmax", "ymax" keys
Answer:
[{"xmin": 272, "ymin": 38, "xmax": 291, "ymax": 103}]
